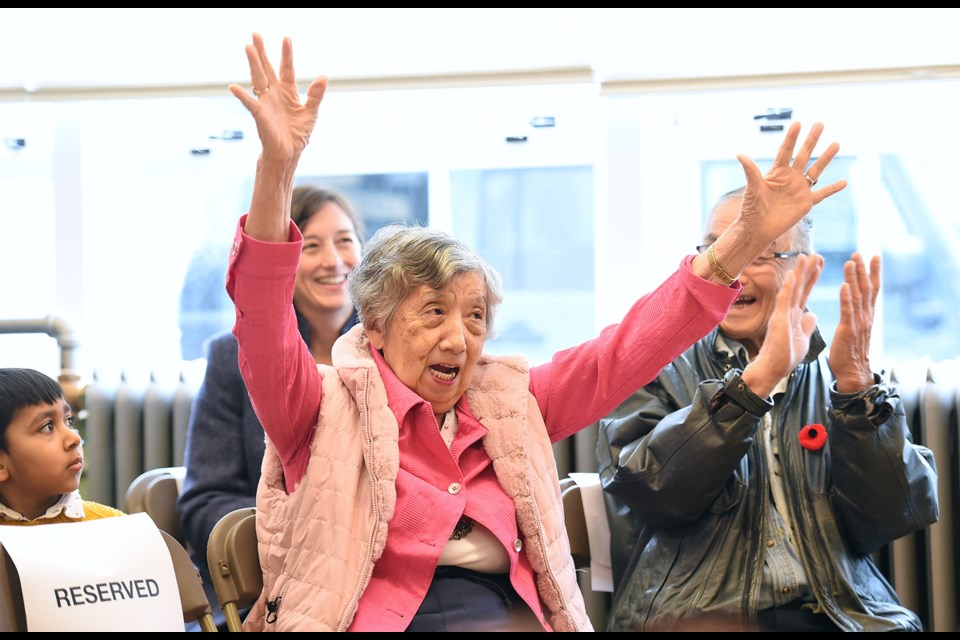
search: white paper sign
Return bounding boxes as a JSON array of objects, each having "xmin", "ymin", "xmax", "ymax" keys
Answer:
[
  {"xmin": 568, "ymin": 472, "xmax": 613, "ymax": 593},
  {"xmin": 0, "ymin": 512, "xmax": 184, "ymax": 631}
]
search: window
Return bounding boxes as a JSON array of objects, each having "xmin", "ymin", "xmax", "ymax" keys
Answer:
[
  {"xmin": 602, "ymin": 78, "xmax": 960, "ymax": 365},
  {"xmin": 451, "ymin": 165, "xmax": 594, "ymax": 365},
  {"xmin": 178, "ymin": 172, "xmax": 429, "ymax": 360},
  {"xmin": 0, "ymin": 82, "xmax": 599, "ymax": 377}
]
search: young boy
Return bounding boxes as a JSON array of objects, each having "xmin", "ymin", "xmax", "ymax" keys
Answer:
[{"xmin": 0, "ymin": 368, "xmax": 124, "ymax": 524}]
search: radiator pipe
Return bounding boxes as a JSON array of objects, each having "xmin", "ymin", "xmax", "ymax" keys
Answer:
[{"xmin": 0, "ymin": 316, "xmax": 83, "ymax": 408}]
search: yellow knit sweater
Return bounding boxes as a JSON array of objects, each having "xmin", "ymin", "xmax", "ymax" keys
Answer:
[{"xmin": 0, "ymin": 500, "xmax": 125, "ymax": 525}]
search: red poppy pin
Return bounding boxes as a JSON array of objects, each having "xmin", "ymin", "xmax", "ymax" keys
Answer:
[{"xmin": 798, "ymin": 423, "xmax": 827, "ymax": 451}]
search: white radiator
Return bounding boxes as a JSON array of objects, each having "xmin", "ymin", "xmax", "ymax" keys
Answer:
[
  {"xmin": 885, "ymin": 357, "xmax": 959, "ymax": 633},
  {"xmin": 80, "ymin": 364, "xmax": 204, "ymax": 509}
]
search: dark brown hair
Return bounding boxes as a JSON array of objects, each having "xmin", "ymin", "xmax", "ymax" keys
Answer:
[
  {"xmin": 0, "ymin": 368, "xmax": 65, "ymax": 450},
  {"xmin": 291, "ymin": 185, "xmax": 366, "ymax": 244}
]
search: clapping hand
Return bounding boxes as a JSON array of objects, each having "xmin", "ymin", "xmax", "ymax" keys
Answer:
[
  {"xmin": 741, "ymin": 253, "xmax": 824, "ymax": 398},
  {"xmin": 829, "ymin": 253, "xmax": 880, "ymax": 393}
]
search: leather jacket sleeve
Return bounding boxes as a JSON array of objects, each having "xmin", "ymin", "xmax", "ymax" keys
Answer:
[
  {"xmin": 825, "ymin": 375, "xmax": 939, "ymax": 553},
  {"xmin": 597, "ymin": 366, "xmax": 771, "ymax": 529}
]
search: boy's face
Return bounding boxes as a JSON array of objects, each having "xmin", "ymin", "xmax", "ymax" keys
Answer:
[{"xmin": 0, "ymin": 398, "xmax": 83, "ymax": 516}]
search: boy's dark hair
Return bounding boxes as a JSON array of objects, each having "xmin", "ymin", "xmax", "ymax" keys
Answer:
[{"xmin": 0, "ymin": 368, "xmax": 65, "ymax": 451}]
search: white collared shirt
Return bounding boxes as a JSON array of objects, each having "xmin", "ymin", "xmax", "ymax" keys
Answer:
[{"xmin": 0, "ymin": 489, "xmax": 86, "ymax": 522}]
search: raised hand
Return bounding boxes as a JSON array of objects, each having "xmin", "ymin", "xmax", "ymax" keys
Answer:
[
  {"xmin": 741, "ymin": 253, "xmax": 823, "ymax": 398},
  {"xmin": 829, "ymin": 253, "xmax": 880, "ymax": 393},
  {"xmin": 229, "ymin": 33, "xmax": 327, "ymax": 164},
  {"xmin": 698, "ymin": 122, "xmax": 846, "ymax": 287},
  {"xmin": 230, "ymin": 33, "xmax": 328, "ymax": 242},
  {"xmin": 737, "ymin": 122, "xmax": 846, "ymax": 252}
]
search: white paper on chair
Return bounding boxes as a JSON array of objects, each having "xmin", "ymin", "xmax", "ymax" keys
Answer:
[
  {"xmin": 568, "ymin": 472, "xmax": 613, "ymax": 593},
  {"xmin": 0, "ymin": 512, "xmax": 183, "ymax": 631}
]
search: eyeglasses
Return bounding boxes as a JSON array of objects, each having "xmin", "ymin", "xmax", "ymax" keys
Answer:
[{"xmin": 696, "ymin": 244, "xmax": 807, "ymax": 267}]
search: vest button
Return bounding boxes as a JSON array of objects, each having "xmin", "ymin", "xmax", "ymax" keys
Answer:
[
  {"xmin": 514, "ymin": 538, "xmax": 523, "ymax": 552},
  {"xmin": 448, "ymin": 482, "xmax": 462, "ymax": 495}
]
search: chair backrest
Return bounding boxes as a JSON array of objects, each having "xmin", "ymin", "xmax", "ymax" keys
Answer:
[
  {"xmin": 206, "ymin": 507, "xmax": 260, "ymax": 632},
  {"xmin": 561, "ymin": 480, "xmax": 591, "ymax": 570},
  {"xmin": 125, "ymin": 466, "xmax": 186, "ymax": 544},
  {"xmin": 0, "ymin": 542, "xmax": 26, "ymax": 632},
  {"xmin": 161, "ymin": 529, "xmax": 218, "ymax": 632}
]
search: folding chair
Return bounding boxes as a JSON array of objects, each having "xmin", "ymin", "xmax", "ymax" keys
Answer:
[
  {"xmin": 206, "ymin": 507, "xmax": 260, "ymax": 632},
  {"xmin": 125, "ymin": 466, "xmax": 186, "ymax": 545},
  {"xmin": 561, "ymin": 479, "xmax": 590, "ymax": 569},
  {"xmin": 161, "ymin": 529, "xmax": 219, "ymax": 632},
  {"xmin": 0, "ymin": 541, "xmax": 26, "ymax": 632}
]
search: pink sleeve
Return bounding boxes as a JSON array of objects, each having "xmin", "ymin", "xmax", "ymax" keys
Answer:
[
  {"xmin": 226, "ymin": 215, "xmax": 319, "ymax": 489},
  {"xmin": 530, "ymin": 255, "xmax": 739, "ymax": 442}
]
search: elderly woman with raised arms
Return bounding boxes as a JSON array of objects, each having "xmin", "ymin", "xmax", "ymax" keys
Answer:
[{"xmin": 224, "ymin": 33, "xmax": 847, "ymax": 631}]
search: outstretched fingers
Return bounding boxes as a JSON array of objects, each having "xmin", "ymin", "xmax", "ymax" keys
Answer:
[
  {"xmin": 847, "ymin": 252, "xmax": 880, "ymax": 321},
  {"xmin": 805, "ymin": 140, "xmax": 839, "ymax": 179},
  {"xmin": 278, "ymin": 36, "xmax": 295, "ymax": 85},
  {"xmin": 804, "ymin": 138, "xmax": 846, "ymax": 204},
  {"xmin": 228, "ymin": 83, "xmax": 256, "ymax": 113},
  {"xmin": 303, "ymin": 76, "xmax": 329, "ymax": 112},
  {"xmin": 797, "ymin": 254, "xmax": 824, "ymax": 310},
  {"xmin": 847, "ymin": 254, "xmax": 866, "ymax": 310},
  {"xmin": 811, "ymin": 178, "xmax": 848, "ymax": 204},
  {"xmin": 228, "ymin": 33, "xmax": 275, "ymax": 115},
  {"xmin": 771, "ymin": 121, "xmax": 802, "ymax": 170},
  {"xmin": 868, "ymin": 254, "xmax": 881, "ymax": 305},
  {"xmin": 791, "ymin": 122, "xmax": 824, "ymax": 175},
  {"xmin": 250, "ymin": 33, "xmax": 276, "ymax": 90}
]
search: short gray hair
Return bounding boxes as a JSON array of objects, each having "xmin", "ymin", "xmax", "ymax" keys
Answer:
[{"xmin": 348, "ymin": 224, "xmax": 504, "ymax": 336}]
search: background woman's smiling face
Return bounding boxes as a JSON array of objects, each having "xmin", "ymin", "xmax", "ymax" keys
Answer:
[{"xmin": 366, "ymin": 272, "xmax": 489, "ymax": 419}]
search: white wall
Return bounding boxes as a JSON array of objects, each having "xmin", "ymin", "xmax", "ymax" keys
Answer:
[{"xmin": 2, "ymin": 9, "xmax": 959, "ymax": 96}]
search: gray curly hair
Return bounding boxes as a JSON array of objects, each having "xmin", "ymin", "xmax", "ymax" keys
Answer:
[{"xmin": 348, "ymin": 224, "xmax": 504, "ymax": 336}]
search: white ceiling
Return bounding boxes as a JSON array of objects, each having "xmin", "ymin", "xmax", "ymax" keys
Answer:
[{"xmin": 3, "ymin": 8, "xmax": 959, "ymax": 94}]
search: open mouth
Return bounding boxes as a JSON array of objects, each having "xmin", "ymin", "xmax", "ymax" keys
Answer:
[
  {"xmin": 315, "ymin": 275, "xmax": 348, "ymax": 285},
  {"xmin": 430, "ymin": 364, "xmax": 460, "ymax": 382},
  {"xmin": 732, "ymin": 295, "xmax": 756, "ymax": 308}
]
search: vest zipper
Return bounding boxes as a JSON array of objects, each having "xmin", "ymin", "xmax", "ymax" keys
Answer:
[{"xmin": 266, "ymin": 583, "xmax": 288, "ymax": 624}]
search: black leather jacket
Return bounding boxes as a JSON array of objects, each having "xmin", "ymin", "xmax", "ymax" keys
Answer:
[{"xmin": 597, "ymin": 327, "xmax": 939, "ymax": 632}]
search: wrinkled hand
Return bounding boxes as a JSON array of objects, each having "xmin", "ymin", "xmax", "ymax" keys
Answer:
[
  {"xmin": 742, "ymin": 254, "xmax": 823, "ymax": 397},
  {"xmin": 830, "ymin": 253, "xmax": 880, "ymax": 393},
  {"xmin": 737, "ymin": 122, "xmax": 846, "ymax": 258},
  {"xmin": 228, "ymin": 33, "xmax": 328, "ymax": 163}
]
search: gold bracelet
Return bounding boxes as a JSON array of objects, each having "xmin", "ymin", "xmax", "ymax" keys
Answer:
[{"xmin": 706, "ymin": 244, "xmax": 738, "ymax": 285}]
